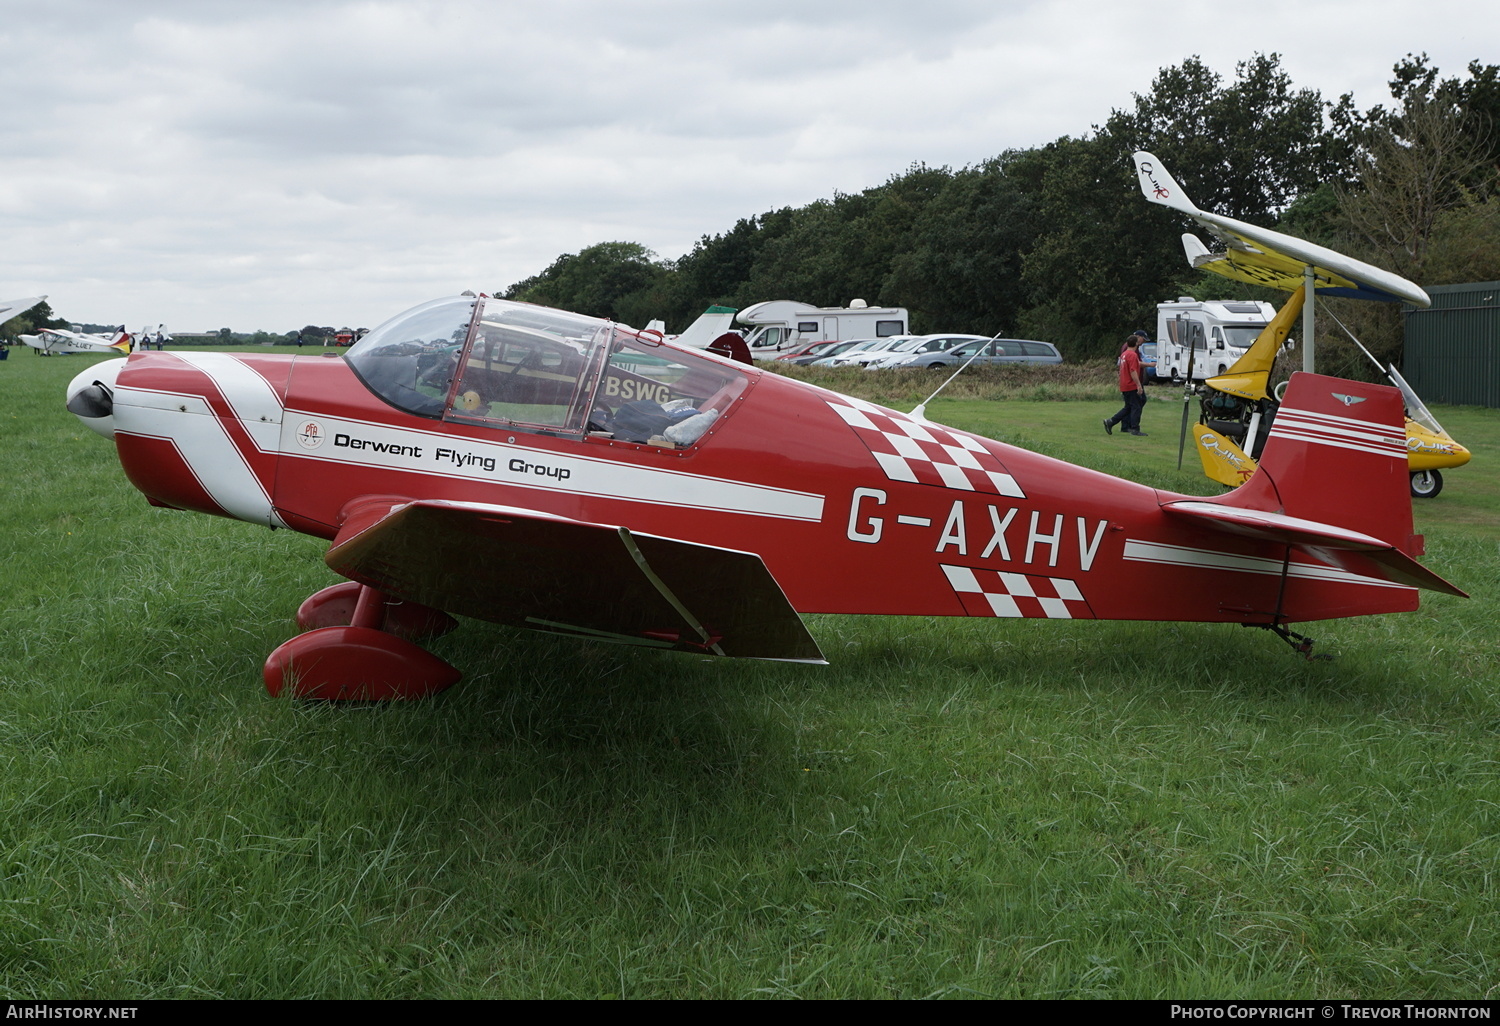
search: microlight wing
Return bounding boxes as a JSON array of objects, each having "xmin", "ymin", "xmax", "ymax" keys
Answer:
[
  {"xmin": 324, "ymin": 497, "xmax": 826, "ymax": 662},
  {"xmin": 1132, "ymin": 151, "xmax": 1430, "ymax": 306},
  {"xmin": 0, "ymin": 295, "xmax": 47, "ymax": 321}
]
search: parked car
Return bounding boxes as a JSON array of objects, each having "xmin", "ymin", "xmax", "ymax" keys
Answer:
[
  {"xmin": 814, "ymin": 336, "xmax": 912, "ymax": 367},
  {"xmin": 781, "ymin": 339, "xmax": 869, "ymax": 366},
  {"xmin": 866, "ymin": 333, "xmax": 992, "ymax": 369},
  {"xmin": 893, "ymin": 337, "xmax": 1063, "ymax": 369},
  {"xmin": 1138, "ymin": 341, "xmax": 1159, "ymax": 381},
  {"xmin": 771, "ymin": 339, "xmax": 837, "ymax": 362}
]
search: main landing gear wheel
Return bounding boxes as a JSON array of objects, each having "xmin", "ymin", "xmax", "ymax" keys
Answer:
[
  {"xmin": 1410, "ymin": 470, "xmax": 1444, "ymax": 499},
  {"xmin": 264, "ymin": 626, "xmax": 461, "ymax": 700},
  {"xmin": 267, "ymin": 583, "xmax": 462, "ymax": 700}
]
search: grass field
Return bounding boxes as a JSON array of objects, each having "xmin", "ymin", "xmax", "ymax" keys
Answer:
[{"xmin": 3, "ymin": 349, "xmax": 1498, "ymax": 999}]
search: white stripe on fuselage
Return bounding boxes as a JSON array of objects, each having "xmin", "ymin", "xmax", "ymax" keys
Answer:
[
  {"xmin": 152, "ymin": 354, "xmax": 825, "ymax": 523},
  {"xmin": 282, "ymin": 410, "xmax": 827, "ymax": 522},
  {"xmin": 178, "ymin": 353, "xmax": 285, "ymax": 451},
  {"xmin": 1122, "ymin": 539, "xmax": 1410, "ymax": 590},
  {"xmin": 112, "ymin": 388, "xmax": 283, "ymax": 527}
]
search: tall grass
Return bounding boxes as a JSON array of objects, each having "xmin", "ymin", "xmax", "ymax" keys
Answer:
[{"xmin": 1, "ymin": 350, "xmax": 1497, "ymax": 998}]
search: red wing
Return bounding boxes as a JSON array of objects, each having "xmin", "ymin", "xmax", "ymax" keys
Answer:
[{"xmin": 324, "ymin": 498, "xmax": 826, "ymax": 662}]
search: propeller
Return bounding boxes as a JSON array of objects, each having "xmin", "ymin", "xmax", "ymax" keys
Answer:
[{"xmin": 1176, "ymin": 334, "xmax": 1197, "ymax": 470}]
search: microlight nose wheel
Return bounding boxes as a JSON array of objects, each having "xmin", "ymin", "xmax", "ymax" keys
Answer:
[{"xmin": 1409, "ymin": 470, "xmax": 1443, "ymax": 499}]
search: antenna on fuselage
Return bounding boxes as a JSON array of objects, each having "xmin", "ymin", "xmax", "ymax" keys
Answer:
[{"xmin": 909, "ymin": 330, "xmax": 1004, "ymax": 422}]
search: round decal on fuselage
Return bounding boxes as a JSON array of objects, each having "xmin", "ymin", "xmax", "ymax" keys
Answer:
[{"xmin": 296, "ymin": 420, "xmax": 327, "ymax": 450}]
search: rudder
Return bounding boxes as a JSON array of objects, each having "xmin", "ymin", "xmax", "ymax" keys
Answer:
[{"xmin": 1222, "ymin": 372, "xmax": 1416, "ymax": 554}]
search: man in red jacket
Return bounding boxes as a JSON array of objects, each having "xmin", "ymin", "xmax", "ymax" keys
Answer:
[{"xmin": 1103, "ymin": 334, "xmax": 1147, "ymax": 436}]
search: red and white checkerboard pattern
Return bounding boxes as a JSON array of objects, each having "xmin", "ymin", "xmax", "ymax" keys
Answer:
[
  {"xmin": 941, "ymin": 564, "xmax": 1092, "ymax": 619},
  {"xmin": 825, "ymin": 397, "xmax": 1025, "ymax": 497}
]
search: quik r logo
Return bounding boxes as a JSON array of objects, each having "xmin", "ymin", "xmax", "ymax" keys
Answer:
[{"xmin": 1139, "ymin": 162, "xmax": 1170, "ymax": 199}]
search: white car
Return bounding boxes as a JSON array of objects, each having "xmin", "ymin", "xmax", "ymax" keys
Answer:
[
  {"xmin": 865, "ymin": 333, "xmax": 992, "ymax": 369},
  {"xmin": 813, "ymin": 336, "xmax": 913, "ymax": 367}
]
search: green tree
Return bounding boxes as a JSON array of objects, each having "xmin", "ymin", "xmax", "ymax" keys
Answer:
[
  {"xmin": 739, "ymin": 165, "xmax": 955, "ymax": 312},
  {"xmin": 1334, "ymin": 56, "xmax": 1500, "ymax": 280},
  {"xmin": 665, "ymin": 208, "xmax": 800, "ymax": 324},
  {"xmin": 496, "ymin": 54, "xmax": 1362, "ymax": 358},
  {"xmin": 1318, "ymin": 57, "xmax": 1500, "ymax": 372},
  {"xmin": 1007, "ymin": 135, "xmax": 1178, "ymax": 355},
  {"xmin": 884, "ymin": 155, "xmax": 1039, "ymax": 334},
  {"xmin": 503, "ymin": 241, "xmax": 670, "ymax": 323},
  {"xmin": 1107, "ymin": 53, "xmax": 1354, "ymax": 221},
  {"xmin": 1381, "ymin": 54, "xmax": 1500, "ymax": 191},
  {"xmin": 1015, "ymin": 54, "xmax": 1354, "ymax": 358}
]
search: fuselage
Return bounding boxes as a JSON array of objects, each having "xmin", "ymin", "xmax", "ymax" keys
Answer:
[{"xmin": 74, "ymin": 343, "xmax": 1420, "ymax": 627}]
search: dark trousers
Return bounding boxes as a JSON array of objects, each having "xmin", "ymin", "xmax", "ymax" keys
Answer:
[{"xmin": 1108, "ymin": 390, "xmax": 1145, "ymax": 431}]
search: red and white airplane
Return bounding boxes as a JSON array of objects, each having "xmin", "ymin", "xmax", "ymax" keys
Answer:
[{"xmin": 65, "ymin": 285, "xmax": 1464, "ymax": 700}]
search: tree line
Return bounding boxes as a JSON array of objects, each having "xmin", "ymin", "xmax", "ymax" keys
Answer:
[{"xmin": 501, "ymin": 54, "xmax": 1500, "ymax": 369}]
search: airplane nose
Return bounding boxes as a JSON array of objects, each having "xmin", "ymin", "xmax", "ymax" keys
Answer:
[{"xmin": 66, "ymin": 358, "xmax": 126, "ymax": 438}]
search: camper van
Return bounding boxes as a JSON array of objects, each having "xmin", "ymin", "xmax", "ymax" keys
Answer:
[
  {"xmin": 736, "ymin": 300, "xmax": 909, "ymax": 360},
  {"xmin": 1153, "ymin": 297, "xmax": 1279, "ymax": 382}
]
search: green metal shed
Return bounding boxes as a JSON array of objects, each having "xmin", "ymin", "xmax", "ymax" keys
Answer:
[{"xmin": 1404, "ymin": 281, "xmax": 1500, "ymax": 408}]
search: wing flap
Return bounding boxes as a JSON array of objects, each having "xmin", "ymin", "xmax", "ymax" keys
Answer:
[{"xmin": 325, "ymin": 497, "xmax": 826, "ymax": 662}]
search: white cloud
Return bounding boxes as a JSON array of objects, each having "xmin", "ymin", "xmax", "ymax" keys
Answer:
[{"xmin": 0, "ymin": 0, "xmax": 1493, "ymax": 330}]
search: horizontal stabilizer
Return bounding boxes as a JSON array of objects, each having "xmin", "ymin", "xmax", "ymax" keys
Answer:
[
  {"xmin": 1161, "ymin": 500, "xmax": 1466, "ymax": 597},
  {"xmin": 325, "ymin": 497, "xmax": 826, "ymax": 662},
  {"xmin": 1162, "ymin": 500, "xmax": 1387, "ymax": 550}
]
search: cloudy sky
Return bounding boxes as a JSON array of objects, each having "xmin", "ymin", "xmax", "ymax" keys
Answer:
[{"xmin": 2, "ymin": 0, "xmax": 1495, "ymax": 333}]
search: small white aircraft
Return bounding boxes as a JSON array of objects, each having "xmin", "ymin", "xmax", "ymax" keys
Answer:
[{"xmin": 18, "ymin": 325, "xmax": 133, "ymax": 356}]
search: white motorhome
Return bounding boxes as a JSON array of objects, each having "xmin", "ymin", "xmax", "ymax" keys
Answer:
[
  {"xmin": 736, "ymin": 299, "xmax": 909, "ymax": 360},
  {"xmin": 1153, "ymin": 297, "xmax": 1279, "ymax": 382}
]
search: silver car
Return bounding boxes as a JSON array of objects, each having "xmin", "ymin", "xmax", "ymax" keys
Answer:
[{"xmin": 890, "ymin": 337, "xmax": 1062, "ymax": 369}]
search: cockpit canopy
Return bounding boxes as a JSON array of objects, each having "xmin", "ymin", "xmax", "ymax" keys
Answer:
[{"xmin": 345, "ymin": 297, "xmax": 748, "ymax": 448}]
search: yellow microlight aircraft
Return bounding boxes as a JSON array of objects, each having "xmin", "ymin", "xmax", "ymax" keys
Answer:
[{"xmin": 1131, "ymin": 152, "xmax": 1471, "ymax": 498}]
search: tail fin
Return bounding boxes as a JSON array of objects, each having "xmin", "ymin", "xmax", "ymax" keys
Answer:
[
  {"xmin": 1212, "ymin": 370, "xmax": 1458, "ymax": 597},
  {"xmin": 1165, "ymin": 372, "xmax": 1464, "ymax": 598},
  {"xmin": 671, "ymin": 305, "xmax": 740, "ymax": 349},
  {"xmin": 1132, "ymin": 151, "xmax": 1199, "ymax": 215},
  {"xmin": 1206, "ymin": 286, "xmax": 1305, "ymax": 402},
  {"xmin": 1229, "ymin": 373, "xmax": 1408, "ymax": 539}
]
